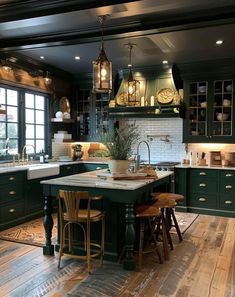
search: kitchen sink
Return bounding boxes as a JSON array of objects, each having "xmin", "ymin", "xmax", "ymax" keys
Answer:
[{"xmin": 0, "ymin": 163, "xmax": 60, "ymax": 179}]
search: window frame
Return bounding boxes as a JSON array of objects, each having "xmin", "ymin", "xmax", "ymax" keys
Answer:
[{"xmin": 0, "ymin": 83, "xmax": 51, "ymax": 162}]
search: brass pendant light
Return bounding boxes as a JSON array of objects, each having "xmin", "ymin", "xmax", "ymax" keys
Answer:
[
  {"xmin": 125, "ymin": 43, "xmax": 140, "ymax": 105},
  {"xmin": 92, "ymin": 15, "xmax": 112, "ymax": 93}
]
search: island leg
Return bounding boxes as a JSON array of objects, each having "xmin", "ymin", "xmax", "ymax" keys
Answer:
[
  {"xmin": 43, "ymin": 195, "xmax": 54, "ymax": 255},
  {"xmin": 123, "ymin": 202, "xmax": 136, "ymax": 270}
]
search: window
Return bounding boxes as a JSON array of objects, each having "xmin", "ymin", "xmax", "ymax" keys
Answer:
[
  {"xmin": 0, "ymin": 85, "xmax": 49, "ymax": 160},
  {"xmin": 25, "ymin": 93, "xmax": 46, "ymax": 153}
]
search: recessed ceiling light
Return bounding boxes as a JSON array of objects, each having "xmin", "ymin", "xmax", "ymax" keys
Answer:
[
  {"xmin": 75, "ymin": 56, "xmax": 80, "ymax": 60},
  {"xmin": 216, "ymin": 40, "xmax": 223, "ymax": 45},
  {"xmin": 162, "ymin": 60, "xmax": 168, "ymax": 64},
  {"xmin": 40, "ymin": 56, "xmax": 44, "ymax": 59}
]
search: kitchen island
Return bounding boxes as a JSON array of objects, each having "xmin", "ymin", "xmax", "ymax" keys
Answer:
[{"xmin": 41, "ymin": 170, "xmax": 172, "ymax": 270}]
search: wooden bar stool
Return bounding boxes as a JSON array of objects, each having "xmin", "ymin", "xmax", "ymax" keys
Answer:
[
  {"xmin": 134, "ymin": 204, "xmax": 163, "ymax": 270},
  {"xmin": 151, "ymin": 193, "xmax": 184, "ymax": 242},
  {"xmin": 58, "ymin": 190, "xmax": 105, "ymax": 274}
]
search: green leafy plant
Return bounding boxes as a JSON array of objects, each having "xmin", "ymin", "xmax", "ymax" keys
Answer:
[{"xmin": 96, "ymin": 125, "xmax": 140, "ymax": 160}]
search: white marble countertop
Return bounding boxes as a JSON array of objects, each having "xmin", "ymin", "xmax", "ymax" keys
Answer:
[
  {"xmin": 41, "ymin": 170, "xmax": 173, "ymax": 190},
  {"xmin": 176, "ymin": 164, "xmax": 235, "ymax": 170}
]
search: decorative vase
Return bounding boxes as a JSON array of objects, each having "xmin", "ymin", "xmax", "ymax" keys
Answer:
[{"xmin": 108, "ymin": 160, "xmax": 130, "ymax": 174}]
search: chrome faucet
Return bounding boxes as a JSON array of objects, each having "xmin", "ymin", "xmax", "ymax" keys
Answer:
[
  {"xmin": 21, "ymin": 144, "xmax": 35, "ymax": 163},
  {"xmin": 136, "ymin": 140, "xmax": 151, "ymax": 169}
]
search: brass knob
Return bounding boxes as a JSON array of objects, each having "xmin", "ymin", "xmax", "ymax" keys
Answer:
[
  {"xmin": 199, "ymin": 183, "xmax": 206, "ymax": 187},
  {"xmin": 225, "ymin": 185, "xmax": 232, "ymax": 189},
  {"xmin": 199, "ymin": 197, "xmax": 206, "ymax": 202},
  {"xmin": 226, "ymin": 173, "xmax": 233, "ymax": 177},
  {"xmin": 9, "ymin": 191, "xmax": 16, "ymax": 195},
  {"xmin": 66, "ymin": 166, "xmax": 71, "ymax": 170},
  {"xmin": 9, "ymin": 177, "xmax": 15, "ymax": 181},
  {"xmin": 9, "ymin": 208, "xmax": 15, "ymax": 213},
  {"xmin": 199, "ymin": 172, "xmax": 206, "ymax": 176},
  {"xmin": 96, "ymin": 167, "xmax": 101, "ymax": 170}
]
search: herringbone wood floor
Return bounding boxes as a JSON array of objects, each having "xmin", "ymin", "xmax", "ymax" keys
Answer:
[{"xmin": 0, "ymin": 214, "xmax": 234, "ymax": 297}]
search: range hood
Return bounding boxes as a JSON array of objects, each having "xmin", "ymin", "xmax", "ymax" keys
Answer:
[{"xmin": 108, "ymin": 65, "xmax": 185, "ymax": 118}]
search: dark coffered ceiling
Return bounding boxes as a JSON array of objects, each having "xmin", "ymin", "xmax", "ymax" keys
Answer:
[{"xmin": 1, "ymin": 0, "xmax": 235, "ymax": 76}]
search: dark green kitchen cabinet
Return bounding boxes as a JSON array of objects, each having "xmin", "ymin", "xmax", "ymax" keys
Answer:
[
  {"xmin": 183, "ymin": 78, "xmax": 235, "ymax": 143},
  {"xmin": 174, "ymin": 167, "xmax": 188, "ymax": 209},
  {"xmin": 76, "ymin": 89, "xmax": 110, "ymax": 141},
  {"xmin": 81, "ymin": 163, "xmax": 108, "ymax": 172},
  {"xmin": 0, "ymin": 170, "xmax": 27, "ymax": 230},
  {"xmin": 59, "ymin": 163, "xmax": 82, "ymax": 176}
]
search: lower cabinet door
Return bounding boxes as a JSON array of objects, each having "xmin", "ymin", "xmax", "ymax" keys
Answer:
[
  {"xmin": 189, "ymin": 193, "xmax": 218, "ymax": 208},
  {"xmin": 219, "ymin": 195, "xmax": 235, "ymax": 211},
  {"xmin": 0, "ymin": 200, "xmax": 25, "ymax": 223}
]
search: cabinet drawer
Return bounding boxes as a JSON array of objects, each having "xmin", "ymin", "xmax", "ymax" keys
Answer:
[
  {"xmin": 0, "ymin": 184, "xmax": 25, "ymax": 204},
  {"xmin": 0, "ymin": 201, "xmax": 25, "ymax": 222},
  {"xmin": 220, "ymin": 170, "xmax": 235, "ymax": 181},
  {"xmin": 219, "ymin": 195, "xmax": 235, "ymax": 211},
  {"xmin": 220, "ymin": 181, "xmax": 235, "ymax": 194},
  {"xmin": 189, "ymin": 193, "xmax": 217, "ymax": 208},
  {"xmin": 60, "ymin": 165, "xmax": 75, "ymax": 176},
  {"xmin": 190, "ymin": 178, "xmax": 218, "ymax": 193},
  {"xmin": 190, "ymin": 169, "xmax": 218, "ymax": 179},
  {"xmin": 0, "ymin": 171, "xmax": 27, "ymax": 185}
]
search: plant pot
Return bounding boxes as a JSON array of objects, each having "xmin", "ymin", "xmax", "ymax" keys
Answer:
[{"xmin": 108, "ymin": 160, "xmax": 131, "ymax": 174}]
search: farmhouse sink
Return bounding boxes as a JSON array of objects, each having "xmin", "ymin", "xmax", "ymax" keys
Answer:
[
  {"xmin": 26, "ymin": 163, "xmax": 60, "ymax": 179},
  {"xmin": 0, "ymin": 163, "xmax": 60, "ymax": 179}
]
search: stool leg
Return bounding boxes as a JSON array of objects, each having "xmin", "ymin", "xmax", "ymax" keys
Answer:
[
  {"xmin": 147, "ymin": 217, "xmax": 163, "ymax": 264},
  {"xmin": 163, "ymin": 210, "xmax": 174, "ymax": 251},
  {"xmin": 101, "ymin": 216, "xmax": 105, "ymax": 265},
  {"xmin": 138, "ymin": 219, "xmax": 145, "ymax": 271},
  {"xmin": 160, "ymin": 215, "xmax": 170, "ymax": 261},
  {"xmin": 171, "ymin": 209, "xmax": 183, "ymax": 241}
]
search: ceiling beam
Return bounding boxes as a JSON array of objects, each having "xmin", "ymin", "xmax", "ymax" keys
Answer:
[{"xmin": 0, "ymin": 0, "xmax": 139, "ymax": 22}]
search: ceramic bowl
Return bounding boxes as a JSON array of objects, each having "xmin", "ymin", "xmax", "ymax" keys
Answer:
[
  {"xmin": 217, "ymin": 113, "xmax": 229, "ymax": 121},
  {"xmin": 55, "ymin": 111, "xmax": 63, "ymax": 118},
  {"xmin": 223, "ymin": 99, "xmax": 231, "ymax": 107},
  {"xmin": 200, "ymin": 102, "xmax": 207, "ymax": 108},
  {"xmin": 226, "ymin": 84, "xmax": 232, "ymax": 92},
  {"xmin": 198, "ymin": 86, "xmax": 206, "ymax": 93}
]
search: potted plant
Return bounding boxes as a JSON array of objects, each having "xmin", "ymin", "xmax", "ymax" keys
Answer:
[{"xmin": 96, "ymin": 124, "xmax": 140, "ymax": 173}]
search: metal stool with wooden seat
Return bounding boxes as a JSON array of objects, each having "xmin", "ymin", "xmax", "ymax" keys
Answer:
[
  {"xmin": 151, "ymin": 192, "xmax": 184, "ymax": 242},
  {"xmin": 134, "ymin": 204, "xmax": 163, "ymax": 270},
  {"xmin": 58, "ymin": 190, "xmax": 105, "ymax": 273}
]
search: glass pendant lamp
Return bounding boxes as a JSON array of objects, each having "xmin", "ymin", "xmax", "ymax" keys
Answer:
[
  {"xmin": 125, "ymin": 43, "xmax": 140, "ymax": 106},
  {"xmin": 92, "ymin": 15, "xmax": 112, "ymax": 93}
]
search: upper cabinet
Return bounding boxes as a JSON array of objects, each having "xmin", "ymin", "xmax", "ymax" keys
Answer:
[
  {"xmin": 76, "ymin": 89, "xmax": 109, "ymax": 140},
  {"xmin": 182, "ymin": 59, "xmax": 235, "ymax": 143}
]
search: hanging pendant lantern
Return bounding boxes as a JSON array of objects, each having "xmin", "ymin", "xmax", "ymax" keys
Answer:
[
  {"xmin": 125, "ymin": 43, "xmax": 140, "ymax": 106},
  {"xmin": 92, "ymin": 15, "xmax": 112, "ymax": 93}
]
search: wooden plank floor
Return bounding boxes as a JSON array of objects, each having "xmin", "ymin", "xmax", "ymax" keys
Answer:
[{"xmin": 0, "ymin": 214, "xmax": 234, "ymax": 297}]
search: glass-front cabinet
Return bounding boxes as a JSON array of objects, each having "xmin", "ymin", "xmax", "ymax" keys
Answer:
[{"xmin": 184, "ymin": 78, "xmax": 234, "ymax": 143}]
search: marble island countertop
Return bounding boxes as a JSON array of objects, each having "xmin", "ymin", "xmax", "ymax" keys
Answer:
[{"xmin": 41, "ymin": 170, "xmax": 173, "ymax": 190}]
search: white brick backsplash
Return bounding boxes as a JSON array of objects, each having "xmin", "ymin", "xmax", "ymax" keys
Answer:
[{"xmin": 119, "ymin": 118, "xmax": 185, "ymax": 163}]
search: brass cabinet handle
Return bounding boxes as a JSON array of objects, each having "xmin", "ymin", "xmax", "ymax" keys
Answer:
[
  {"xmin": 225, "ymin": 185, "xmax": 232, "ymax": 189},
  {"xmin": 199, "ymin": 172, "xmax": 206, "ymax": 176},
  {"xmin": 66, "ymin": 166, "xmax": 71, "ymax": 170},
  {"xmin": 225, "ymin": 200, "xmax": 232, "ymax": 204},
  {"xmin": 9, "ymin": 177, "xmax": 15, "ymax": 180},
  {"xmin": 9, "ymin": 208, "xmax": 15, "ymax": 213},
  {"xmin": 9, "ymin": 191, "xmax": 16, "ymax": 195},
  {"xmin": 199, "ymin": 183, "xmax": 206, "ymax": 187},
  {"xmin": 199, "ymin": 197, "xmax": 206, "ymax": 202},
  {"xmin": 226, "ymin": 173, "xmax": 233, "ymax": 177},
  {"xmin": 96, "ymin": 167, "xmax": 101, "ymax": 170}
]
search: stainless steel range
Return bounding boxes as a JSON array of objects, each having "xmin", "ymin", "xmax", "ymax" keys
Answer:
[
  {"xmin": 154, "ymin": 161, "xmax": 180, "ymax": 192},
  {"xmin": 154, "ymin": 161, "xmax": 180, "ymax": 171}
]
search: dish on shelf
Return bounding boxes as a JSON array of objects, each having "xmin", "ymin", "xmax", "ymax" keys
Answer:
[
  {"xmin": 217, "ymin": 113, "xmax": 229, "ymax": 121},
  {"xmin": 116, "ymin": 92, "xmax": 127, "ymax": 106},
  {"xmin": 223, "ymin": 99, "xmax": 231, "ymax": 107},
  {"xmin": 157, "ymin": 88, "xmax": 174, "ymax": 104},
  {"xmin": 59, "ymin": 96, "xmax": 71, "ymax": 113},
  {"xmin": 200, "ymin": 102, "xmax": 207, "ymax": 108},
  {"xmin": 226, "ymin": 84, "xmax": 232, "ymax": 92},
  {"xmin": 198, "ymin": 86, "xmax": 206, "ymax": 93}
]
